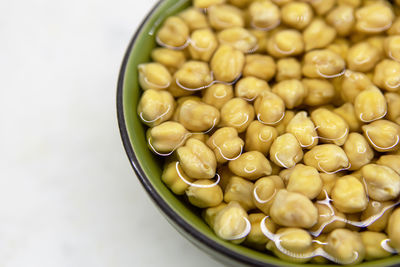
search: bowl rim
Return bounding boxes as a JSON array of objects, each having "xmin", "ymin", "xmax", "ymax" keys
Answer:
[
  {"xmin": 116, "ymin": 1, "xmax": 400, "ymax": 267},
  {"xmin": 116, "ymin": 1, "xmax": 274, "ymax": 266}
]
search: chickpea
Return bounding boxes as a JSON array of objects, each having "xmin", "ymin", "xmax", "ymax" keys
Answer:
[
  {"xmin": 387, "ymin": 208, "xmax": 400, "ymax": 253},
  {"xmin": 224, "ymin": 176, "xmax": 255, "ymax": 210},
  {"xmin": 211, "ymin": 45, "xmax": 245, "ymax": 83},
  {"xmin": 388, "ymin": 17, "xmax": 400, "ymax": 35},
  {"xmin": 341, "ymin": 70, "xmax": 373, "ymax": 103},
  {"xmin": 248, "ymin": 30, "xmax": 268, "ymax": 53},
  {"xmin": 304, "ymin": 144, "xmax": 349, "ymax": 173},
  {"xmin": 178, "ymin": 7, "xmax": 209, "ymax": 31},
  {"xmin": 310, "ymin": 0, "xmax": 336, "ymax": 15},
  {"xmin": 270, "ymin": 162, "xmax": 283, "ymax": 176},
  {"xmin": 188, "ymin": 28, "xmax": 218, "ymax": 62},
  {"xmin": 161, "ymin": 161, "xmax": 194, "ymax": 195},
  {"xmin": 267, "ymin": 29, "xmax": 304, "ymax": 58},
  {"xmin": 344, "ymin": 133, "xmax": 374, "ymax": 171},
  {"xmin": 193, "ymin": 0, "xmax": 225, "ymax": 8},
  {"xmin": 235, "ymin": 76, "xmax": 270, "ymax": 101},
  {"xmin": 189, "ymin": 133, "xmax": 209, "ymax": 143},
  {"xmin": 151, "ymin": 48, "xmax": 186, "ymax": 73},
  {"xmin": 361, "ymin": 164, "xmax": 400, "ymax": 201},
  {"xmin": 176, "ymin": 100, "xmax": 220, "ymax": 132},
  {"xmin": 172, "ymin": 96, "xmax": 202, "ymax": 121},
  {"xmin": 208, "ymin": 4, "xmax": 244, "ymax": 31},
  {"xmin": 327, "ymin": 38, "xmax": 350, "ymax": 59},
  {"xmin": 168, "ymin": 80, "xmax": 195, "ymax": 98},
  {"xmin": 203, "ymin": 203, "xmax": 227, "ymax": 228},
  {"xmin": 220, "ymin": 98, "xmax": 254, "ymax": 133},
  {"xmin": 244, "ymin": 213, "xmax": 276, "ymax": 250},
  {"xmin": 207, "ymin": 127, "xmax": 244, "ymax": 163},
  {"xmin": 174, "ymin": 61, "xmax": 213, "ymax": 90},
  {"xmin": 229, "ymin": 151, "xmax": 272, "ymax": 180},
  {"xmin": 384, "ymin": 35, "xmax": 400, "ymax": 62},
  {"xmin": 202, "ymin": 84, "xmax": 234, "ymax": 109},
  {"xmin": 270, "ymin": 189, "xmax": 318, "ymax": 228},
  {"xmin": 245, "ymin": 121, "xmax": 278, "ymax": 154},
  {"xmin": 332, "ymin": 175, "xmax": 368, "ymax": 213},
  {"xmin": 272, "ymin": 80, "xmax": 306, "ymax": 109},
  {"xmin": 302, "ymin": 49, "xmax": 346, "ymax": 79},
  {"xmin": 254, "ymin": 91, "xmax": 285, "ymax": 125},
  {"xmin": 186, "ymin": 180, "xmax": 223, "ymax": 208},
  {"xmin": 302, "ymin": 79, "xmax": 335, "ymax": 107},
  {"xmin": 267, "ymin": 228, "xmax": 313, "ymax": 263},
  {"xmin": 177, "ymin": 138, "xmax": 217, "ymax": 179},
  {"xmin": 217, "ymin": 165, "xmax": 234, "ymax": 191},
  {"xmin": 275, "ymin": 110, "xmax": 295, "ymax": 136},
  {"xmin": 361, "ymin": 231, "xmax": 392, "ymax": 260},
  {"xmin": 279, "ymin": 168, "xmax": 292, "ymax": 186},
  {"xmin": 270, "ymin": 133, "xmax": 303, "ymax": 169},
  {"xmin": 373, "ymin": 59, "xmax": 400, "ymax": 92},
  {"xmin": 217, "ymin": 27, "xmax": 257, "ymax": 53},
  {"xmin": 137, "ymin": 89, "xmax": 175, "ymax": 127},
  {"xmin": 147, "ymin": 121, "xmax": 189, "ymax": 154},
  {"xmin": 377, "ymin": 155, "xmax": 400, "ymax": 175},
  {"xmin": 253, "ymin": 176, "xmax": 284, "ymax": 214},
  {"xmin": 138, "ymin": 62, "xmax": 172, "ymax": 90},
  {"xmin": 303, "ymin": 19, "xmax": 337, "ymax": 51},
  {"xmin": 317, "ymin": 173, "xmax": 340, "ymax": 200},
  {"xmin": 326, "ymin": 5, "xmax": 355, "ymax": 36},
  {"xmin": 156, "ymin": 16, "xmax": 189, "ymax": 48},
  {"xmin": 347, "ymin": 42, "xmax": 381, "ymax": 73},
  {"xmin": 276, "ymin": 58, "xmax": 301, "ymax": 82},
  {"xmin": 271, "ymin": 0, "xmax": 292, "ymax": 5},
  {"xmin": 213, "ymin": 201, "xmax": 250, "ymax": 242},
  {"xmin": 248, "ymin": 0, "xmax": 280, "ymax": 30},
  {"xmin": 333, "ymin": 103, "xmax": 362, "ymax": 133},
  {"xmin": 367, "ymin": 35, "xmax": 386, "ymax": 54},
  {"xmin": 228, "ymin": 0, "xmax": 252, "ymax": 7},
  {"xmin": 338, "ymin": 0, "xmax": 361, "ymax": 7},
  {"xmin": 243, "ymin": 54, "xmax": 276, "ymax": 81},
  {"xmin": 281, "ymin": 2, "xmax": 313, "ymax": 30},
  {"xmin": 286, "ymin": 111, "xmax": 318, "ymax": 149},
  {"xmin": 385, "ymin": 93, "xmax": 400, "ymax": 124},
  {"xmin": 311, "ymin": 204, "xmax": 346, "ymax": 235},
  {"xmin": 362, "ymin": 119, "xmax": 400, "ymax": 152},
  {"xmin": 354, "ymin": 86, "xmax": 387, "ymax": 123},
  {"xmin": 361, "ymin": 200, "xmax": 395, "ymax": 232},
  {"xmin": 287, "ymin": 164, "xmax": 322, "ymax": 199},
  {"xmin": 311, "ymin": 108, "xmax": 349, "ymax": 146},
  {"xmin": 355, "ymin": 2, "xmax": 394, "ymax": 33},
  {"xmin": 324, "ymin": 229, "xmax": 365, "ymax": 264}
]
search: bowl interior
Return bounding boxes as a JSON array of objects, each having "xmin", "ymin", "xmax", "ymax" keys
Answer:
[{"xmin": 118, "ymin": 1, "xmax": 400, "ymax": 266}]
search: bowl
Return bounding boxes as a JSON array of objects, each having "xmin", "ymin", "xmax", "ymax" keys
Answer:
[{"xmin": 116, "ymin": 1, "xmax": 400, "ymax": 266}]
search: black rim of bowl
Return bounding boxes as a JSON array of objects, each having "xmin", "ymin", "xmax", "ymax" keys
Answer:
[
  {"xmin": 116, "ymin": 2, "xmax": 399, "ymax": 267},
  {"xmin": 116, "ymin": 1, "xmax": 274, "ymax": 266}
]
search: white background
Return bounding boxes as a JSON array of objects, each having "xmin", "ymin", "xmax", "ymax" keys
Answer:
[{"xmin": 0, "ymin": 0, "xmax": 224, "ymax": 266}]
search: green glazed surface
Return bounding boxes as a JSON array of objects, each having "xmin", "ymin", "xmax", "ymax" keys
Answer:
[{"xmin": 118, "ymin": 0, "xmax": 400, "ymax": 266}]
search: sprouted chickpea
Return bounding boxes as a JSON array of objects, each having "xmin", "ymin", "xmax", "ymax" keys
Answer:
[
  {"xmin": 138, "ymin": 1, "xmax": 400, "ymax": 263},
  {"xmin": 302, "ymin": 49, "xmax": 346, "ymax": 79}
]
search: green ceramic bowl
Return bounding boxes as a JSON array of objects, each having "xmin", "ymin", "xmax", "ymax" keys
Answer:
[{"xmin": 117, "ymin": 1, "xmax": 400, "ymax": 266}]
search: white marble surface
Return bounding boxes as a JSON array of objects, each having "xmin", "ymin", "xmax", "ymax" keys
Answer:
[{"xmin": 0, "ymin": 1, "xmax": 224, "ymax": 266}]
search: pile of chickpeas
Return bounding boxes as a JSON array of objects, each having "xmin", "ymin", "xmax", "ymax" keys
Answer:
[{"xmin": 137, "ymin": 0, "xmax": 400, "ymax": 264}]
